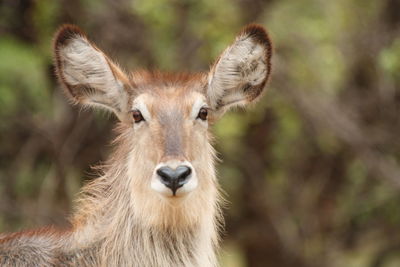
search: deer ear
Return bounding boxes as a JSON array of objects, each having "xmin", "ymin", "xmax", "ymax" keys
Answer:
[
  {"xmin": 53, "ymin": 24, "xmax": 131, "ymax": 121},
  {"xmin": 207, "ymin": 24, "xmax": 272, "ymax": 116}
]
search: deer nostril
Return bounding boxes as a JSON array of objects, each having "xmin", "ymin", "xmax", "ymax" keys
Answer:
[
  {"xmin": 175, "ymin": 166, "xmax": 191, "ymax": 184},
  {"xmin": 156, "ymin": 165, "xmax": 192, "ymax": 195},
  {"xmin": 156, "ymin": 168, "xmax": 173, "ymax": 183}
]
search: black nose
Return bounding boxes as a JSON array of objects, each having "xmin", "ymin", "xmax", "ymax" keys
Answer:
[{"xmin": 156, "ymin": 166, "xmax": 192, "ymax": 195}]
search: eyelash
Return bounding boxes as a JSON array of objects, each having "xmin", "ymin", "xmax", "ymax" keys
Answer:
[
  {"xmin": 132, "ymin": 110, "xmax": 144, "ymax": 123},
  {"xmin": 197, "ymin": 107, "xmax": 208, "ymax": 121}
]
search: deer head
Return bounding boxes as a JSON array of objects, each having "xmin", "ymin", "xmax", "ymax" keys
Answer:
[{"xmin": 53, "ymin": 24, "xmax": 272, "ymax": 228}]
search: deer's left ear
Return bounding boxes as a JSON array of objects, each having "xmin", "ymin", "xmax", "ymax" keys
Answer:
[{"xmin": 207, "ymin": 24, "xmax": 272, "ymax": 115}]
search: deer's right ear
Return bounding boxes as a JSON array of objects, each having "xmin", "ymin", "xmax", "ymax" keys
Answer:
[{"xmin": 53, "ymin": 24, "xmax": 131, "ymax": 121}]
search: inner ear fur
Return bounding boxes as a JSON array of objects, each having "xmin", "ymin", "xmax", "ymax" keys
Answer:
[
  {"xmin": 53, "ymin": 24, "xmax": 131, "ymax": 120},
  {"xmin": 207, "ymin": 24, "xmax": 273, "ymax": 114}
]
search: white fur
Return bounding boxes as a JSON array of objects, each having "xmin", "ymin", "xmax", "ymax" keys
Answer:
[
  {"xmin": 190, "ymin": 96, "xmax": 207, "ymax": 120},
  {"xmin": 132, "ymin": 94, "xmax": 152, "ymax": 130},
  {"xmin": 59, "ymin": 37, "xmax": 129, "ymax": 117},
  {"xmin": 208, "ymin": 34, "xmax": 267, "ymax": 110},
  {"xmin": 191, "ymin": 94, "xmax": 209, "ymax": 128}
]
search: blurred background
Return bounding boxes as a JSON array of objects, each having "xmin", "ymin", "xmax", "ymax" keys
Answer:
[{"xmin": 1, "ymin": 0, "xmax": 400, "ymax": 266}]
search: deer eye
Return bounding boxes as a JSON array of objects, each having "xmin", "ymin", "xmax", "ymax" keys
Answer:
[
  {"xmin": 197, "ymin": 107, "xmax": 208, "ymax": 121},
  {"xmin": 132, "ymin": 110, "xmax": 144, "ymax": 123}
]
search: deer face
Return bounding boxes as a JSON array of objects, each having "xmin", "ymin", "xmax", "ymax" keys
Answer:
[
  {"xmin": 128, "ymin": 88, "xmax": 210, "ymax": 198},
  {"xmin": 53, "ymin": 25, "xmax": 272, "ymax": 203}
]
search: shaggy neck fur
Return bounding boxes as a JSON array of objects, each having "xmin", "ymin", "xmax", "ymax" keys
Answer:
[{"xmin": 63, "ymin": 124, "xmax": 222, "ymax": 267}]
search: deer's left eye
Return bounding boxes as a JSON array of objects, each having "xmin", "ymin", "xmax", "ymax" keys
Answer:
[
  {"xmin": 132, "ymin": 110, "xmax": 144, "ymax": 123},
  {"xmin": 197, "ymin": 107, "xmax": 208, "ymax": 121}
]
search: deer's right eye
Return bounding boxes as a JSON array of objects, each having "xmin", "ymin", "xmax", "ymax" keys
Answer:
[{"xmin": 132, "ymin": 110, "xmax": 144, "ymax": 123}]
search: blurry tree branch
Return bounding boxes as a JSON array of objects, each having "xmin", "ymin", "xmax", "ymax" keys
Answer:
[{"xmin": 277, "ymin": 77, "xmax": 400, "ymax": 188}]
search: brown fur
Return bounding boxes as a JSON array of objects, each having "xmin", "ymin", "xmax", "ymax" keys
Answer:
[{"xmin": 0, "ymin": 24, "xmax": 272, "ymax": 266}]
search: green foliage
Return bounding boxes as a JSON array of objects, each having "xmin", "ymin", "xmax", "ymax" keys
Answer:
[
  {"xmin": 380, "ymin": 38, "xmax": 400, "ymax": 80},
  {"xmin": 0, "ymin": 37, "xmax": 51, "ymax": 118}
]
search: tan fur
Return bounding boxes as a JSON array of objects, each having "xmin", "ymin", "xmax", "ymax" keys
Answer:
[{"xmin": 0, "ymin": 24, "xmax": 272, "ymax": 266}]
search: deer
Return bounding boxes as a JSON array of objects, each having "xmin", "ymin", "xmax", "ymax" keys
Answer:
[{"xmin": 0, "ymin": 24, "xmax": 272, "ymax": 266}]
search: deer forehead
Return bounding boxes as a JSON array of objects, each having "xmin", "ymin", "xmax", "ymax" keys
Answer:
[{"xmin": 132, "ymin": 91, "xmax": 207, "ymax": 121}]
